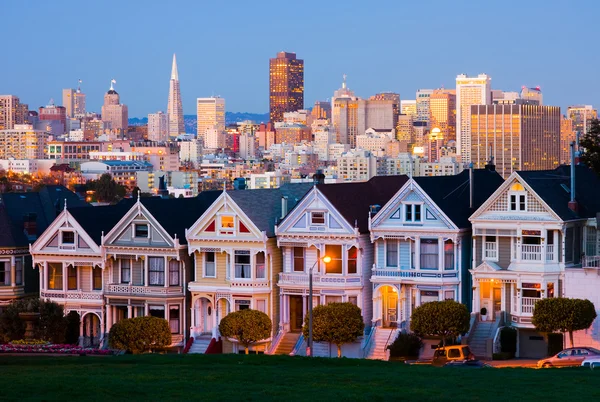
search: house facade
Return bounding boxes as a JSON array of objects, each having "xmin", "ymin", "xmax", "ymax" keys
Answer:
[
  {"xmin": 186, "ymin": 184, "xmax": 311, "ymax": 353},
  {"xmin": 469, "ymin": 165, "xmax": 600, "ymax": 358}
]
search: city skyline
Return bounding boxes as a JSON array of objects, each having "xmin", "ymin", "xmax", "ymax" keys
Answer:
[{"xmin": 1, "ymin": 0, "xmax": 599, "ymax": 117}]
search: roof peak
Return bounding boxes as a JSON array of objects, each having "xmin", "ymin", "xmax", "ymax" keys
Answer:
[{"xmin": 171, "ymin": 53, "xmax": 179, "ymax": 81}]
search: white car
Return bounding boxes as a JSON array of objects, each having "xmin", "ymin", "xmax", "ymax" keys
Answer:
[{"xmin": 581, "ymin": 356, "xmax": 600, "ymax": 369}]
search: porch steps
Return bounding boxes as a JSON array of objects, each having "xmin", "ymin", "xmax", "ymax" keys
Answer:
[
  {"xmin": 274, "ymin": 332, "xmax": 301, "ymax": 355},
  {"xmin": 366, "ymin": 328, "xmax": 395, "ymax": 360},
  {"xmin": 188, "ymin": 335, "xmax": 212, "ymax": 354},
  {"xmin": 468, "ymin": 321, "xmax": 495, "ymax": 359}
]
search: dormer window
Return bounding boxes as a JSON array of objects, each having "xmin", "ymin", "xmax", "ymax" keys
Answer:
[
  {"xmin": 61, "ymin": 231, "xmax": 75, "ymax": 244},
  {"xmin": 311, "ymin": 212, "xmax": 325, "ymax": 225},
  {"xmin": 404, "ymin": 204, "xmax": 422, "ymax": 222},
  {"xmin": 219, "ymin": 215, "xmax": 235, "ymax": 234},
  {"xmin": 134, "ymin": 224, "xmax": 149, "ymax": 238},
  {"xmin": 509, "ymin": 183, "xmax": 526, "ymax": 211}
]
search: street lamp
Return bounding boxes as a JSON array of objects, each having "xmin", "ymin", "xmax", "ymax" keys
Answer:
[{"xmin": 308, "ymin": 255, "xmax": 331, "ymax": 357}]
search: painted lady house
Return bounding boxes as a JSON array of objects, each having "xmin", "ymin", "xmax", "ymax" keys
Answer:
[
  {"xmin": 101, "ymin": 193, "xmax": 219, "ymax": 348},
  {"xmin": 367, "ymin": 166, "xmax": 503, "ymax": 358},
  {"xmin": 185, "ymin": 184, "xmax": 311, "ymax": 354},
  {"xmin": 468, "ymin": 164, "xmax": 600, "ymax": 358},
  {"xmin": 274, "ymin": 176, "xmax": 408, "ymax": 357}
]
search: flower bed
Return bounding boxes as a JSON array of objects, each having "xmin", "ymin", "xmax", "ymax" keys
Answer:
[
  {"xmin": 10, "ymin": 339, "xmax": 50, "ymax": 346},
  {"xmin": 0, "ymin": 344, "xmax": 114, "ymax": 355}
]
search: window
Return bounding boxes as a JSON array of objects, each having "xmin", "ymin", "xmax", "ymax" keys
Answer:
[
  {"xmin": 169, "ymin": 260, "xmax": 179, "ymax": 286},
  {"xmin": 134, "ymin": 224, "xmax": 148, "ymax": 238},
  {"xmin": 348, "ymin": 247, "xmax": 358, "ymax": 274},
  {"xmin": 448, "ymin": 348, "xmax": 461, "ymax": 358},
  {"xmin": 386, "ymin": 241, "xmax": 398, "ymax": 267},
  {"xmin": 293, "ymin": 247, "xmax": 304, "ymax": 272},
  {"xmin": 235, "ymin": 300, "xmax": 251, "ymax": 311},
  {"xmin": 256, "ymin": 299, "xmax": 266, "ymax": 313},
  {"xmin": 414, "ymin": 205, "xmax": 421, "ymax": 221},
  {"xmin": 311, "ymin": 212, "xmax": 325, "ymax": 225},
  {"xmin": 15, "ymin": 258, "xmax": 22, "ymax": 285},
  {"xmin": 405, "ymin": 205, "xmax": 412, "ymax": 221},
  {"xmin": 148, "ymin": 257, "xmax": 165, "ymax": 286},
  {"xmin": 404, "ymin": 204, "xmax": 422, "ymax": 222},
  {"xmin": 325, "ymin": 245, "xmax": 342, "ymax": 274},
  {"xmin": 149, "ymin": 306, "xmax": 165, "ymax": 319},
  {"xmin": 93, "ymin": 267, "xmax": 102, "ymax": 290},
  {"xmin": 0, "ymin": 262, "xmax": 9, "ymax": 285},
  {"xmin": 484, "ymin": 236, "xmax": 498, "ymax": 260},
  {"xmin": 444, "ymin": 240, "xmax": 454, "ymax": 270},
  {"xmin": 234, "ymin": 251, "xmax": 251, "ymax": 279},
  {"xmin": 121, "ymin": 260, "xmax": 131, "ymax": 283},
  {"xmin": 204, "ymin": 252, "xmax": 216, "ymax": 278},
  {"xmin": 61, "ymin": 231, "xmax": 75, "ymax": 244},
  {"xmin": 326, "ymin": 296, "xmax": 343, "ymax": 304},
  {"xmin": 444, "ymin": 290, "xmax": 455, "ymax": 300},
  {"xmin": 348, "ymin": 296, "xmax": 358, "ymax": 306},
  {"xmin": 169, "ymin": 306, "xmax": 180, "ymax": 334},
  {"xmin": 509, "ymin": 192, "xmax": 526, "ymax": 211},
  {"xmin": 48, "ymin": 263, "xmax": 63, "ymax": 290},
  {"xmin": 420, "ymin": 239, "xmax": 439, "ymax": 270},
  {"xmin": 221, "ymin": 216, "xmax": 234, "ymax": 228},
  {"xmin": 67, "ymin": 265, "xmax": 77, "ymax": 290},
  {"xmin": 255, "ymin": 252, "xmax": 266, "ymax": 279}
]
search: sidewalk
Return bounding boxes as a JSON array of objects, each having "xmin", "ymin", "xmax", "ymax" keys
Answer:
[{"xmin": 485, "ymin": 359, "xmax": 538, "ymax": 368}]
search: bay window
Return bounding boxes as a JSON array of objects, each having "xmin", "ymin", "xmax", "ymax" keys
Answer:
[
  {"xmin": 148, "ymin": 257, "xmax": 165, "ymax": 286},
  {"xmin": 169, "ymin": 306, "xmax": 180, "ymax": 334},
  {"xmin": 48, "ymin": 263, "xmax": 63, "ymax": 290},
  {"xmin": 325, "ymin": 245, "xmax": 342, "ymax": 274},
  {"xmin": 348, "ymin": 247, "xmax": 358, "ymax": 274},
  {"xmin": 169, "ymin": 260, "xmax": 179, "ymax": 286},
  {"xmin": 68, "ymin": 265, "xmax": 77, "ymax": 290},
  {"xmin": 444, "ymin": 240, "xmax": 454, "ymax": 270},
  {"xmin": 121, "ymin": 259, "xmax": 131, "ymax": 283},
  {"xmin": 15, "ymin": 258, "xmax": 22, "ymax": 285},
  {"xmin": 420, "ymin": 239, "xmax": 439, "ymax": 270},
  {"xmin": 255, "ymin": 252, "xmax": 266, "ymax": 279},
  {"xmin": 234, "ymin": 251, "xmax": 251, "ymax": 279}
]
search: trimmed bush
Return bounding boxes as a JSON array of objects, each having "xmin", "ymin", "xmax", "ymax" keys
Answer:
[
  {"xmin": 109, "ymin": 316, "xmax": 171, "ymax": 354},
  {"xmin": 387, "ymin": 332, "xmax": 423, "ymax": 358},
  {"xmin": 0, "ymin": 298, "xmax": 67, "ymax": 343},
  {"xmin": 500, "ymin": 327, "xmax": 517, "ymax": 357},
  {"xmin": 533, "ymin": 297, "xmax": 597, "ymax": 347},
  {"xmin": 411, "ymin": 300, "xmax": 470, "ymax": 346},
  {"xmin": 219, "ymin": 309, "xmax": 272, "ymax": 354}
]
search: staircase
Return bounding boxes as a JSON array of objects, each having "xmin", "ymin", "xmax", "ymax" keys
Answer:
[
  {"xmin": 274, "ymin": 332, "xmax": 301, "ymax": 355},
  {"xmin": 188, "ymin": 335, "xmax": 212, "ymax": 354},
  {"xmin": 366, "ymin": 328, "xmax": 395, "ymax": 360},
  {"xmin": 468, "ymin": 321, "xmax": 495, "ymax": 359}
]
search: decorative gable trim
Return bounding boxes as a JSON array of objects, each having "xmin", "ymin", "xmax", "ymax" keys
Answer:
[{"xmin": 30, "ymin": 209, "xmax": 101, "ymax": 255}]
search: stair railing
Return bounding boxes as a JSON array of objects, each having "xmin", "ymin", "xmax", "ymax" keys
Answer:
[
  {"xmin": 361, "ymin": 326, "xmax": 377, "ymax": 358},
  {"xmin": 383, "ymin": 325, "xmax": 398, "ymax": 360},
  {"xmin": 290, "ymin": 334, "xmax": 305, "ymax": 356},
  {"xmin": 183, "ymin": 337, "xmax": 194, "ymax": 354},
  {"xmin": 266, "ymin": 327, "xmax": 284, "ymax": 355}
]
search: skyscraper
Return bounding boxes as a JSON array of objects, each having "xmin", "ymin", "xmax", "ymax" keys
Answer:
[
  {"xmin": 415, "ymin": 89, "xmax": 434, "ymax": 125},
  {"xmin": 148, "ymin": 111, "xmax": 168, "ymax": 142},
  {"xmin": 269, "ymin": 51, "xmax": 304, "ymax": 123},
  {"xmin": 429, "ymin": 89, "xmax": 456, "ymax": 142},
  {"xmin": 62, "ymin": 89, "xmax": 75, "ymax": 118},
  {"xmin": 400, "ymin": 100, "xmax": 417, "ymax": 117},
  {"xmin": 567, "ymin": 105, "xmax": 598, "ymax": 136},
  {"xmin": 101, "ymin": 80, "xmax": 128, "ymax": 135},
  {"xmin": 456, "ymin": 74, "xmax": 491, "ymax": 162},
  {"xmin": 167, "ymin": 54, "xmax": 184, "ymax": 139},
  {"xmin": 520, "ymin": 86, "xmax": 543, "ymax": 105},
  {"xmin": 370, "ymin": 92, "xmax": 400, "ymax": 129},
  {"xmin": 560, "ymin": 115, "xmax": 576, "ymax": 164},
  {"xmin": 74, "ymin": 80, "xmax": 86, "ymax": 117},
  {"xmin": 0, "ymin": 95, "xmax": 27, "ymax": 130},
  {"xmin": 197, "ymin": 97, "xmax": 225, "ymax": 143},
  {"xmin": 470, "ymin": 103, "xmax": 560, "ymax": 178},
  {"xmin": 331, "ymin": 76, "xmax": 360, "ymax": 146}
]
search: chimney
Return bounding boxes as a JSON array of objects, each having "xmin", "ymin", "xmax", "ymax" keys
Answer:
[
  {"xmin": 281, "ymin": 196, "xmax": 288, "ymax": 219},
  {"xmin": 312, "ymin": 169, "xmax": 325, "ymax": 185},
  {"xmin": 23, "ymin": 213, "xmax": 37, "ymax": 237},
  {"xmin": 469, "ymin": 163, "xmax": 474, "ymax": 209},
  {"xmin": 568, "ymin": 142, "xmax": 578, "ymax": 213}
]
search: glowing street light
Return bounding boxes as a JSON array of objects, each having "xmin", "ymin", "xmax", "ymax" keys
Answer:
[{"xmin": 308, "ymin": 255, "xmax": 330, "ymax": 357}]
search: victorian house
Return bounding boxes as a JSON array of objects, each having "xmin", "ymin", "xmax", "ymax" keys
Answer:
[
  {"xmin": 367, "ymin": 167, "xmax": 503, "ymax": 356},
  {"xmin": 185, "ymin": 184, "xmax": 311, "ymax": 354},
  {"xmin": 468, "ymin": 165, "xmax": 600, "ymax": 358},
  {"xmin": 274, "ymin": 176, "xmax": 408, "ymax": 357},
  {"xmin": 1, "ymin": 186, "xmax": 86, "ymax": 312}
]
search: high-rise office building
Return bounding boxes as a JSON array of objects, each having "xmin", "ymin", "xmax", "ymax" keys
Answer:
[
  {"xmin": 400, "ymin": 100, "xmax": 417, "ymax": 117},
  {"xmin": 456, "ymin": 74, "xmax": 491, "ymax": 162},
  {"xmin": 0, "ymin": 95, "xmax": 28, "ymax": 130},
  {"xmin": 415, "ymin": 89, "xmax": 434, "ymax": 125},
  {"xmin": 429, "ymin": 89, "xmax": 456, "ymax": 142},
  {"xmin": 311, "ymin": 101, "xmax": 331, "ymax": 120},
  {"xmin": 470, "ymin": 104, "xmax": 560, "ymax": 178},
  {"xmin": 197, "ymin": 97, "xmax": 225, "ymax": 142},
  {"xmin": 167, "ymin": 54, "xmax": 185, "ymax": 138},
  {"xmin": 521, "ymin": 86, "xmax": 543, "ymax": 105},
  {"xmin": 560, "ymin": 115, "xmax": 576, "ymax": 165},
  {"xmin": 101, "ymin": 80, "xmax": 128, "ymax": 134},
  {"xmin": 370, "ymin": 92, "xmax": 400, "ymax": 129},
  {"xmin": 269, "ymin": 51, "xmax": 304, "ymax": 123},
  {"xmin": 62, "ymin": 89, "xmax": 75, "ymax": 118},
  {"xmin": 148, "ymin": 111, "xmax": 169, "ymax": 142},
  {"xmin": 396, "ymin": 114, "xmax": 414, "ymax": 152},
  {"xmin": 567, "ymin": 105, "xmax": 598, "ymax": 136},
  {"xmin": 332, "ymin": 77, "xmax": 360, "ymax": 147}
]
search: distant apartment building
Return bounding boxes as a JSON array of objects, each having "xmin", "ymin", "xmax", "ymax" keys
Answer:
[
  {"xmin": 273, "ymin": 122, "xmax": 311, "ymax": 144},
  {"xmin": 239, "ymin": 133, "xmax": 256, "ymax": 159},
  {"xmin": 269, "ymin": 51, "xmax": 304, "ymax": 123},
  {"xmin": 415, "ymin": 89, "xmax": 434, "ymax": 125},
  {"xmin": 429, "ymin": 89, "xmax": 456, "ymax": 142},
  {"xmin": 179, "ymin": 139, "xmax": 203, "ymax": 166},
  {"xmin": 130, "ymin": 141, "xmax": 180, "ymax": 171},
  {"xmin": 256, "ymin": 123, "xmax": 276, "ymax": 151},
  {"xmin": 567, "ymin": 105, "xmax": 597, "ymax": 135},
  {"xmin": 80, "ymin": 160, "xmax": 153, "ymax": 189},
  {"xmin": 337, "ymin": 149, "xmax": 377, "ymax": 182},
  {"xmin": 47, "ymin": 140, "xmax": 102, "ymax": 160},
  {"xmin": 379, "ymin": 153, "xmax": 462, "ymax": 177},
  {"xmin": 38, "ymin": 102, "xmax": 67, "ymax": 135},
  {"xmin": 0, "ymin": 124, "xmax": 48, "ymax": 160},
  {"xmin": 470, "ymin": 104, "xmax": 561, "ymax": 178},
  {"xmin": 0, "ymin": 95, "xmax": 28, "ymax": 130},
  {"xmin": 456, "ymin": 74, "xmax": 491, "ymax": 162},
  {"xmin": 248, "ymin": 171, "xmax": 291, "ymax": 189},
  {"xmin": 148, "ymin": 111, "xmax": 168, "ymax": 142},
  {"xmin": 356, "ymin": 128, "xmax": 394, "ymax": 157},
  {"xmin": 197, "ymin": 97, "xmax": 225, "ymax": 143},
  {"xmin": 101, "ymin": 82, "xmax": 128, "ymax": 134}
]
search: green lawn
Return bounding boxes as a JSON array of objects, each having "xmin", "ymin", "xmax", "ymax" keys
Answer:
[{"xmin": 0, "ymin": 354, "xmax": 599, "ymax": 401}]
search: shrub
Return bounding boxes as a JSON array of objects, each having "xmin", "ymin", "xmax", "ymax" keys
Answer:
[
  {"xmin": 0, "ymin": 298, "xmax": 67, "ymax": 343},
  {"xmin": 500, "ymin": 327, "xmax": 517, "ymax": 356},
  {"xmin": 302, "ymin": 302, "xmax": 364, "ymax": 358},
  {"xmin": 386, "ymin": 332, "xmax": 423, "ymax": 358},
  {"xmin": 219, "ymin": 309, "xmax": 272, "ymax": 354},
  {"xmin": 37, "ymin": 300, "xmax": 67, "ymax": 344},
  {"xmin": 411, "ymin": 300, "xmax": 470, "ymax": 346},
  {"xmin": 109, "ymin": 316, "xmax": 171, "ymax": 354}
]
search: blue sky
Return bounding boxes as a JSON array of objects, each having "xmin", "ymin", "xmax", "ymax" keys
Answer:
[{"xmin": 1, "ymin": 0, "xmax": 598, "ymax": 117}]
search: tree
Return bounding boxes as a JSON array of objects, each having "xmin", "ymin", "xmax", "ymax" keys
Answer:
[
  {"xmin": 302, "ymin": 302, "xmax": 364, "ymax": 358},
  {"xmin": 89, "ymin": 173, "xmax": 126, "ymax": 203},
  {"xmin": 532, "ymin": 297, "xmax": 597, "ymax": 347},
  {"xmin": 0, "ymin": 298, "xmax": 67, "ymax": 343},
  {"xmin": 109, "ymin": 316, "xmax": 172, "ymax": 354},
  {"xmin": 219, "ymin": 309, "xmax": 272, "ymax": 354},
  {"xmin": 410, "ymin": 300, "xmax": 470, "ymax": 346},
  {"xmin": 580, "ymin": 118, "xmax": 600, "ymax": 175}
]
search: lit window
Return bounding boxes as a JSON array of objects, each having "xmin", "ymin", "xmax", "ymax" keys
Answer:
[{"xmin": 221, "ymin": 216, "xmax": 234, "ymax": 228}]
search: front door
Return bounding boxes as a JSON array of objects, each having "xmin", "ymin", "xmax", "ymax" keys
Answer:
[
  {"xmin": 203, "ymin": 300, "xmax": 214, "ymax": 334},
  {"xmin": 493, "ymin": 288, "xmax": 502, "ymax": 319},
  {"xmin": 384, "ymin": 292, "xmax": 398, "ymax": 327},
  {"xmin": 289, "ymin": 296, "xmax": 304, "ymax": 332}
]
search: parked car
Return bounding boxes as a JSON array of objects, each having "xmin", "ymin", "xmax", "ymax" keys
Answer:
[
  {"xmin": 432, "ymin": 345, "xmax": 476, "ymax": 367},
  {"xmin": 581, "ymin": 356, "xmax": 600, "ymax": 369},
  {"xmin": 537, "ymin": 347, "xmax": 600, "ymax": 368}
]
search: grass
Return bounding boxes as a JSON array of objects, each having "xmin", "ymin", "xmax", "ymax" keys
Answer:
[{"xmin": 0, "ymin": 354, "xmax": 599, "ymax": 401}]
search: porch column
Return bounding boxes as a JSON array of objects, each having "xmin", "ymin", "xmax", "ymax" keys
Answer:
[
  {"xmin": 438, "ymin": 237, "xmax": 444, "ymax": 270},
  {"xmin": 39, "ymin": 266, "xmax": 44, "ymax": 291},
  {"xmin": 164, "ymin": 257, "xmax": 169, "ymax": 288},
  {"xmin": 106, "ymin": 304, "xmax": 112, "ymax": 333},
  {"xmin": 302, "ymin": 295, "xmax": 307, "ymax": 320},
  {"xmin": 415, "ymin": 238, "xmax": 421, "ymax": 269},
  {"xmin": 500, "ymin": 283, "xmax": 506, "ymax": 312},
  {"xmin": 396, "ymin": 287, "xmax": 401, "ymax": 326},
  {"xmin": 62, "ymin": 263, "xmax": 67, "ymax": 291},
  {"xmin": 279, "ymin": 293, "xmax": 284, "ymax": 327},
  {"xmin": 473, "ymin": 281, "xmax": 481, "ymax": 313},
  {"xmin": 127, "ymin": 304, "xmax": 132, "ymax": 319},
  {"xmin": 456, "ymin": 239, "xmax": 462, "ymax": 303},
  {"xmin": 144, "ymin": 302, "xmax": 149, "ymax": 316},
  {"xmin": 553, "ymin": 231, "xmax": 559, "ymax": 262},
  {"xmin": 144, "ymin": 257, "xmax": 148, "ymax": 286},
  {"xmin": 43, "ymin": 262, "xmax": 48, "ymax": 290},
  {"xmin": 10, "ymin": 259, "xmax": 16, "ymax": 287}
]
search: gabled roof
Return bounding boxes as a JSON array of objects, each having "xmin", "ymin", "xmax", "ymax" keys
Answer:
[
  {"xmin": 317, "ymin": 176, "xmax": 410, "ymax": 233},
  {"xmin": 517, "ymin": 165, "xmax": 600, "ymax": 221},
  {"xmin": 228, "ymin": 183, "xmax": 313, "ymax": 237},
  {"xmin": 0, "ymin": 185, "xmax": 88, "ymax": 248},
  {"xmin": 414, "ymin": 168, "xmax": 504, "ymax": 228},
  {"xmin": 68, "ymin": 203, "xmax": 131, "ymax": 245}
]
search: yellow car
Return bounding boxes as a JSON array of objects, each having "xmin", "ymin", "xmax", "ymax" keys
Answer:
[{"xmin": 432, "ymin": 345, "xmax": 476, "ymax": 367}]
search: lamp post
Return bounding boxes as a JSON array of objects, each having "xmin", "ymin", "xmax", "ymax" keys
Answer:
[{"xmin": 308, "ymin": 255, "xmax": 331, "ymax": 357}]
